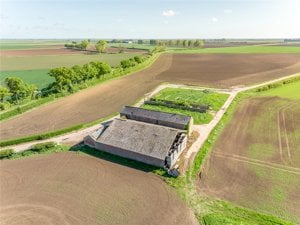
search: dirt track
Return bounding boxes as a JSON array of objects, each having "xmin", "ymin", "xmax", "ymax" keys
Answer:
[
  {"xmin": 198, "ymin": 97, "xmax": 300, "ymax": 223},
  {"xmin": 0, "ymin": 152, "xmax": 197, "ymax": 225},
  {"xmin": 1, "ymin": 53, "xmax": 300, "ymax": 140}
]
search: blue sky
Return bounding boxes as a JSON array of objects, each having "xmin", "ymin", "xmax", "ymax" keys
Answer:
[{"xmin": 1, "ymin": 0, "xmax": 300, "ymax": 39}]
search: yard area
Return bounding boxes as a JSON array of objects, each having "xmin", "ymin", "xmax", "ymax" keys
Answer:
[{"xmin": 142, "ymin": 87, "xmax": 228, "ymax": 124}]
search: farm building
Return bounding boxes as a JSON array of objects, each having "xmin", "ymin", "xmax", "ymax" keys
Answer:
[
  {"xmin": 84, "ymin": 107, "xmax": 191, "ymax": 169},
  {"xmin": 120, "ymin": 106, "xmax": 192, "ymax": 130}
]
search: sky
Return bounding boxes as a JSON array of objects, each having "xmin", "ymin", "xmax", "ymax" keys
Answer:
[{"xmin": 0, "ymin": 0, "xmax": 300, "ymax": 39}]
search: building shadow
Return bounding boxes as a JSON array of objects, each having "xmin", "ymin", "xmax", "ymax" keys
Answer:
[{"xmin": 70, "ymin": 143, "xmax": 170, "ymax": 177}]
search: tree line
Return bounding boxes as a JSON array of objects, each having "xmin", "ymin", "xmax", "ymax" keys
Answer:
[
  {"xmin": 0, "ymin": 55, "xmax": 150, "ymax": 111},
  {"xmin": 149, "ymin": 39, "xmax": 204, "ymax": 48},
  {"xmin": 65, "ymin": 40, "xmax": 108, "ymax": 53}
]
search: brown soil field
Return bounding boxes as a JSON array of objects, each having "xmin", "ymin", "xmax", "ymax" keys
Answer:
[
  {"xmin": 1, "ymin": 53, "xmax": 300, "ymax": 140},
  {"xmin": 157, "ymin": 54, "xmax": 300, "ymax": 87},
  {"xmin": 198, "ymin": 97, "xmax": 300, "ymax": 223},
  {"xmin": 0, "ymin": 152, "xmax": 197, "ymax": 225},
  {"xmin": 0, "ymin": 47, "xmax": 146, "ymax": 57}
]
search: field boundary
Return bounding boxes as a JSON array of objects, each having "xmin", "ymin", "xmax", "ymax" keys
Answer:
[
  {"xmin": 1, "ymin": 74, "xmax": 299, "ymax": 149},
  {"xmin": 0, "ymin": 52, "xmax": 161, "ymax": 122}
]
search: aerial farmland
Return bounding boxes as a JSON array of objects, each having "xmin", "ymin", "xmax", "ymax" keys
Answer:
[{"xmin": 1, "ymin": 1, "xmax": 300, "ymax": 225}]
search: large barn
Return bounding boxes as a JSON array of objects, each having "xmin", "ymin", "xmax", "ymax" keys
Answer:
[{"xmin": 84, "ymin": 106, "xmax": 192, "ymax": 169}]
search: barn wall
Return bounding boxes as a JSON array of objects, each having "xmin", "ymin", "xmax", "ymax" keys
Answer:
[{"xmin": 94, "ymin": 142, "xmax": 165, "ymax": 168}]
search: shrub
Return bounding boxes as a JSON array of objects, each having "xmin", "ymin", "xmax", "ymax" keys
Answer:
[
  {"xmin": 30, "ymin": 142, "xmax": 57, "ymax": 152},
  {"xmin": 0, "ymin": 149, "xmax": 14, "ymax": 159},
  {"xmin": 0, "ymin": 102, "xmax": 11, "ymax": 111},
  {"xmin": 134, "ymin": 56, "xmax": 143, "ymax": 63},
  {"xmin": 120, "ymin": 59, "xmax": 136, "ymax": 69}
]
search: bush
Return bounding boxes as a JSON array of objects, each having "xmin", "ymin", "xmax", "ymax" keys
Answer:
[
  {"xmin": 0, "ymin": 102, "xmax": 11, "ymax": 111},
  {"xmin": 30, "ymin": 142, "xmax": 57, "ymax": 152},
  {"xmin": 134, "ymin": 56, "xmax": 143, "ymax": 63},
  {"xmin": 120, "ymin": 59, "xmax": 136, "ymax": 69},
  {"xmin": 0, "ymin": 149, "xmax": 14, "ymax": 159}
]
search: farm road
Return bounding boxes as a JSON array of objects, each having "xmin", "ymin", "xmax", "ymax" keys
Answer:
[{"xmin": 3, "ymin": 73, "xmax": 299, "ymax": 159}]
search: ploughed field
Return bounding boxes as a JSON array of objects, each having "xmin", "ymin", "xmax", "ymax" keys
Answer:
[
  {"xmin": 1, "ymin": 53, "xmax": 300, "ymax": 140},
  {"xmin": 198, "ymin": 95, "xmax": 300, "ymax": 223},
  {"xmin": 0, "ymin": 151, "xmax": 197, "ymax": 225}
]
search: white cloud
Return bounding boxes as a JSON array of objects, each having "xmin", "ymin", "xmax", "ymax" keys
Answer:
[
  {"xmin": 224, "ymin": 9, "xmax": 233, "ymax": 14},
  {"xmin": 162, "ymin": 10, "xmax": 176, "ymax": 17},
  {"xmin": 164, "ymin": 20, "xmax": 169, "ymax": 24},
  {"xmin": 116, "ymin": 18, "xmax": 123, "ymax": 23},
  {"xmin": 212, "ymin": 17, "xmax": 218, "ymax": 22}
]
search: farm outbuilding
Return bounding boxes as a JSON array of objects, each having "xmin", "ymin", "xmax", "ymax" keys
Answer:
[
  {"xmin": 120, "ymin": 106, "xmax": 192, "ymax": 130},
  {"xmin": 84, "ymin": 107, "xmax": 190, "ymax": 169}
]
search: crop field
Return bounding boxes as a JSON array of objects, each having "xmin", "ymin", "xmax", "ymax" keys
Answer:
[
  {"xmin": 0, "ymin": 69, "xmax": 52, "ymax": 89},
  {"xmin": 0, "ymin": 53, "xmax": 140, "ymax": 71},
  {"xmin": 0, "ymin": 40, "xmax": 65, "ymax": 50},
  {"xmin": 198, "ymin": 83, "xmax": 300, "ymax": 223},
  {"xmin": 1, "ymin": 53, "xmax": 300, "ymax": 140},
  {"xmin": 173, "ymin": 45, "xmax": 300, "ymax": 54},
  {"xmin": 0, "ymin": 151, "xmax": 197, "ymax": 225}
]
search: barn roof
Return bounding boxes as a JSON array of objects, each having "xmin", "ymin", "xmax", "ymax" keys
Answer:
[
  {"xmin": 120, "ymin": 106, "xmax": 191, "ymax": 126},
  {"xmin": 96, "ymin": 118, "xmax": 182, "ymax": 160}
]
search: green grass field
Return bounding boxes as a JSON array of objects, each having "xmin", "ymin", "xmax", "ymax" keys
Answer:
[
  {"xmin": 152, "ymin": 87, "xmax": 229, "ymax": 111},
  {"xmin": 259, "ymin": 80, "xmax": 300, "ymax": 99},
  {"xmin": 141, "ymin": 88, "xmax": 228, "ymax": 124},
  {"xmin": 0, "ymin": 52, "xmax": 139, "ymax": 71},
  {"xmin": 142, "ymin": 104, "xmax": 213, "ymax": 124},
  {"xmin": 171, "ymin": 45, "xmax": 300, "ymax": 54},
  {"xmin": 0, "ymin": 40, "xmax": 65, "ymax": 50},
  {"xmin": 0, "ymin": 69, "xmax": 52, "ymax": 88}
]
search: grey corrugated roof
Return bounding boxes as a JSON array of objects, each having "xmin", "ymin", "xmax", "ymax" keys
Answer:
[
  {"xmin": 121, "ymin": 106, "xmax": 191, "ymax": 126},
  {"xmin": 96, "ymin": 118, "xmax": 182, "ymax": 160}
]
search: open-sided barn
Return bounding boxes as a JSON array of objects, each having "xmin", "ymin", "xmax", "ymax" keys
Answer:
[{"xmin": 84, "ymin": 106, "xmax": 191, "ymax": 169}]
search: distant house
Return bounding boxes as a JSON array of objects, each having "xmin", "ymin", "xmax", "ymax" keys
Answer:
[{"xmin": 84, "ymin": 106, "xmax": 192, "ymax": 169}]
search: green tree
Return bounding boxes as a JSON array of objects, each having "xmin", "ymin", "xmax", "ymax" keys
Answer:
[
  {"xmin": 48, "ymin": 67, "xmax": 75, "ymax": 92},
  {"xmin": 90, "ymin": 61, "xmax": 112, "ymax": 78},
  {"xmin": 0, "ymin": 86, "xmax": 11, "ymax": 102},
  {"xmin": 96, "ymin": 40, "xmax": 107, "ymax": 53},
  {"xmin": 81, "ymin": 63, "xmax": 98, "ymax": 80},
  {"xmin": 4, "ymin": 77, "xmax": 36, "ymax": 103},
  {"xmin": 183, "ymin": 40, "xmax": 187, "ymax": 47},
  {"xmin": 80, "ymin": 40, "xmax": 90, "ymax": 51},
  {"xmin": 138, "ymin": 40, "xmax": 143, "ymax": 44}
]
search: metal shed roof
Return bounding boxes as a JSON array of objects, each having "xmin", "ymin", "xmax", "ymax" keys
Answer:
[
  {"xmin": 120, "ymin": 106, "xmax": 191, "ymax": 126},
  {"xmin": 96, "ymin": 118, "xmax": 183, "ymax": 160}
]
